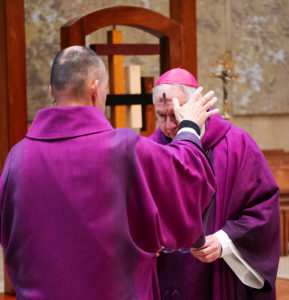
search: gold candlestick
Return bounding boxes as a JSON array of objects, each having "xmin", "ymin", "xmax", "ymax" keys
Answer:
[{"xmin": 211, "ymin": 51, "xmax": 239, "ymax": 120}]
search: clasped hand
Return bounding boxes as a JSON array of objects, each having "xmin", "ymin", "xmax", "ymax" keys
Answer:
[{"xmin": 190, "ymin": 234, "xmax": 222, "ymax": 263}]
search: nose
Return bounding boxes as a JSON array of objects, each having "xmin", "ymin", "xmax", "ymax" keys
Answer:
[{"xmin": 166, "ymin": 116, "xmax": 177, "ymax": 130}]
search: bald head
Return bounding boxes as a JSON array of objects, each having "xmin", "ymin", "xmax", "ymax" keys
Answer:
[{"xmin": 50, "ymin": 46, "xmax": 107, "ymax": 101}]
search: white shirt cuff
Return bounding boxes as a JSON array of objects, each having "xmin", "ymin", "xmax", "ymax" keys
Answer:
[
  {"xmin": 214, "ymin": 230, "xmax": 265, "ymax": 289},
  {"xmin": 177, "ymin": 127, "xmax": 200, "ymax": 139}
]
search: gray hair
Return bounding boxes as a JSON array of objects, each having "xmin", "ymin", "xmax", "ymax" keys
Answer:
[
  {"xmin": 50, "ymin": 46, "xmax": 105, "ymax": 98},
  {"xmin": 152, "ymin": 84, "xmax": 197, "ymax": 103}
]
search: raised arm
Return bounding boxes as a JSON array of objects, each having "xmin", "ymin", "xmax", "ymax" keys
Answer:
[{"xmin": 127, "ymin": 88, "xmax": 218, "ymax": 252}]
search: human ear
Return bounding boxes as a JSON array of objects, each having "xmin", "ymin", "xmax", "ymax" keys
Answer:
[
  {"xmin": 49, "ymin": 86, "xmax": 54, "ymax": 98},
  {"xmin": 91, "ymin": 79, "xmax": 99, "ymax": 107}
]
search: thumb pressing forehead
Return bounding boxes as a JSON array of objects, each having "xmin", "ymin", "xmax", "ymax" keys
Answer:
[{"xmin": 172, "ymin": 97, "xmax": 180, "ymax": 109}]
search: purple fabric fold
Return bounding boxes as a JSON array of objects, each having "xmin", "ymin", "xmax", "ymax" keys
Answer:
[
  {"xmin": 152, "ymin": 113, "xmax": 280, "ymax": 300},
  {"xmin": 0, "ymin": 106, "xmax": 216, "ymax": 300}
]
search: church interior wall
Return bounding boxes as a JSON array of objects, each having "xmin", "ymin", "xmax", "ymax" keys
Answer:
[
  {"xmin": 24, "ymin": 0, "xmax": 289, "ymax": 150},
  {"xmin": 231, "ymin": 115, "xmax": 289, "ymax": 150}
]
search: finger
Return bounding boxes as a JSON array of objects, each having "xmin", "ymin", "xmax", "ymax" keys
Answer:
[
  {"xmin": 191, "ymin": 248, "xmax": 206, "ymax": 256},
  {"xmin": 206, "ymin": 108, "xmax": 220, "ymax": 117},
  {"xmin": 172, "ymin": 97, "xmax": 180, "ymax": 109},
  {"xmin": 190, "ymin": 249, "xmax": 204, "ymax": 259},
  {"xmin": 189, "ymin": 86, "xmax": 203, "ymax": 103},
  {"xmin": 191, "ymin": 240, "xmax": 212, "ymax": 252},
  {"xmin": 200, "ymin": 90, "xmax": 214, "ymax": 105},
  {"xmin": 203, "ymin": 252, "xmax": 220, "ymax": 262},
  {"xmin": 197, "ymin": 242, "xmax": 219, "ymax": 256},
  {"xmin": 191, "ymin": 248, "xmax": 205, "ymax": 255},
  {"xmin": 191, "ymin": 244, "xmax": 209, "ymax": 253},
  {"xmin": 197, "ymin": 253, "xmax": 219, "ymax": 263},
  {"xmin": 203, "ymin": 97, "xmax": 218, "ymax": 111},
  {"xmin": 192, "ymin": 246, "xmax": 219, "ymax": 259},
  {"xmin": 191, "ymin": 247, "xmax": 213, "ymax": 257}
]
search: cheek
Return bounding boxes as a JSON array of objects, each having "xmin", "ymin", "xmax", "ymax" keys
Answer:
[
  {"xmin": 157, "ymin": 118, "xmax": 166, "ymax": 131},
  {"xmin": 156, "ymin": 115, "xmax": 165, "ymax": 125},
  {"xmin": 167, "ymin": 118, "xmax": 178, "ymax": 128}
]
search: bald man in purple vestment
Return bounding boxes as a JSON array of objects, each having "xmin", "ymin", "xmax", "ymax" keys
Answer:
[
  {"xmin": 0, "ymin": 47, "xmax": 219, "ymax": 300},
  {"xmin": 151, "ymin": 68, "xmax": 280, "ymax": 300}
]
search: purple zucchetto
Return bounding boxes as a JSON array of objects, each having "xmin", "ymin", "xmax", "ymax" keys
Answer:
[{"xmin": 155, "ymin": 68, "xmax": 199, "ymax": 88}]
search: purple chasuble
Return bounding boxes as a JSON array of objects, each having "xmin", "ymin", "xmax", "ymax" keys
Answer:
[
  {"xmin": 152, "ymin": 114, "xmax": 280, "ymax": 300},
  {"xmin": 0, "ymin": 106, "xmax": 216, "ymax": 300}
]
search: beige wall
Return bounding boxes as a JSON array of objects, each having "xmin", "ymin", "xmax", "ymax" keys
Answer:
[
  {"xmin": 24, "ymin": 0, "xmax": 289, "ymax": 150},
  {"xmin": 231, "ymin": 115, "xmax": 289, "ymax": 150}
]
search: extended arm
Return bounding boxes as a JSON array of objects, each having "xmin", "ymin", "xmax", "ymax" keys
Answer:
[{"xmin": 128, "ymin": 88, "xmax": 218, "ymax": 252}]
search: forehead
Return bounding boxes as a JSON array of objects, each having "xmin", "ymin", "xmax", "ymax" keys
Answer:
[
  {"xmin": 154, "ymin": 84, "xmax": 185, "ymax": 98},
  {"xmin": 154, "ymin": 84, "xmax": 186, "ymax": 110}
]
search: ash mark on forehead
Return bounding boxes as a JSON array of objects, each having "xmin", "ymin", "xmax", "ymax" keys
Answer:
[{"xmin": 158, "ymin": 92, "xmax": 167, "ymax": 103}]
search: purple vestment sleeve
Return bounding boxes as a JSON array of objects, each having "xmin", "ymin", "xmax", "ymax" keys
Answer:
[
  {"xmin": 220, "ymin": 130, "xmax": 280, "ymax": 292},
  {"xmin": 172, "ymin": 131, "xmax": 202, "ymax": 148},
  {"xmin": 205, "ymin": 116, "xmax": 280, "ymax": 299},
  {"xmin": 128, "ymin": 132, "xmax": 215, "ymax": 252}
]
